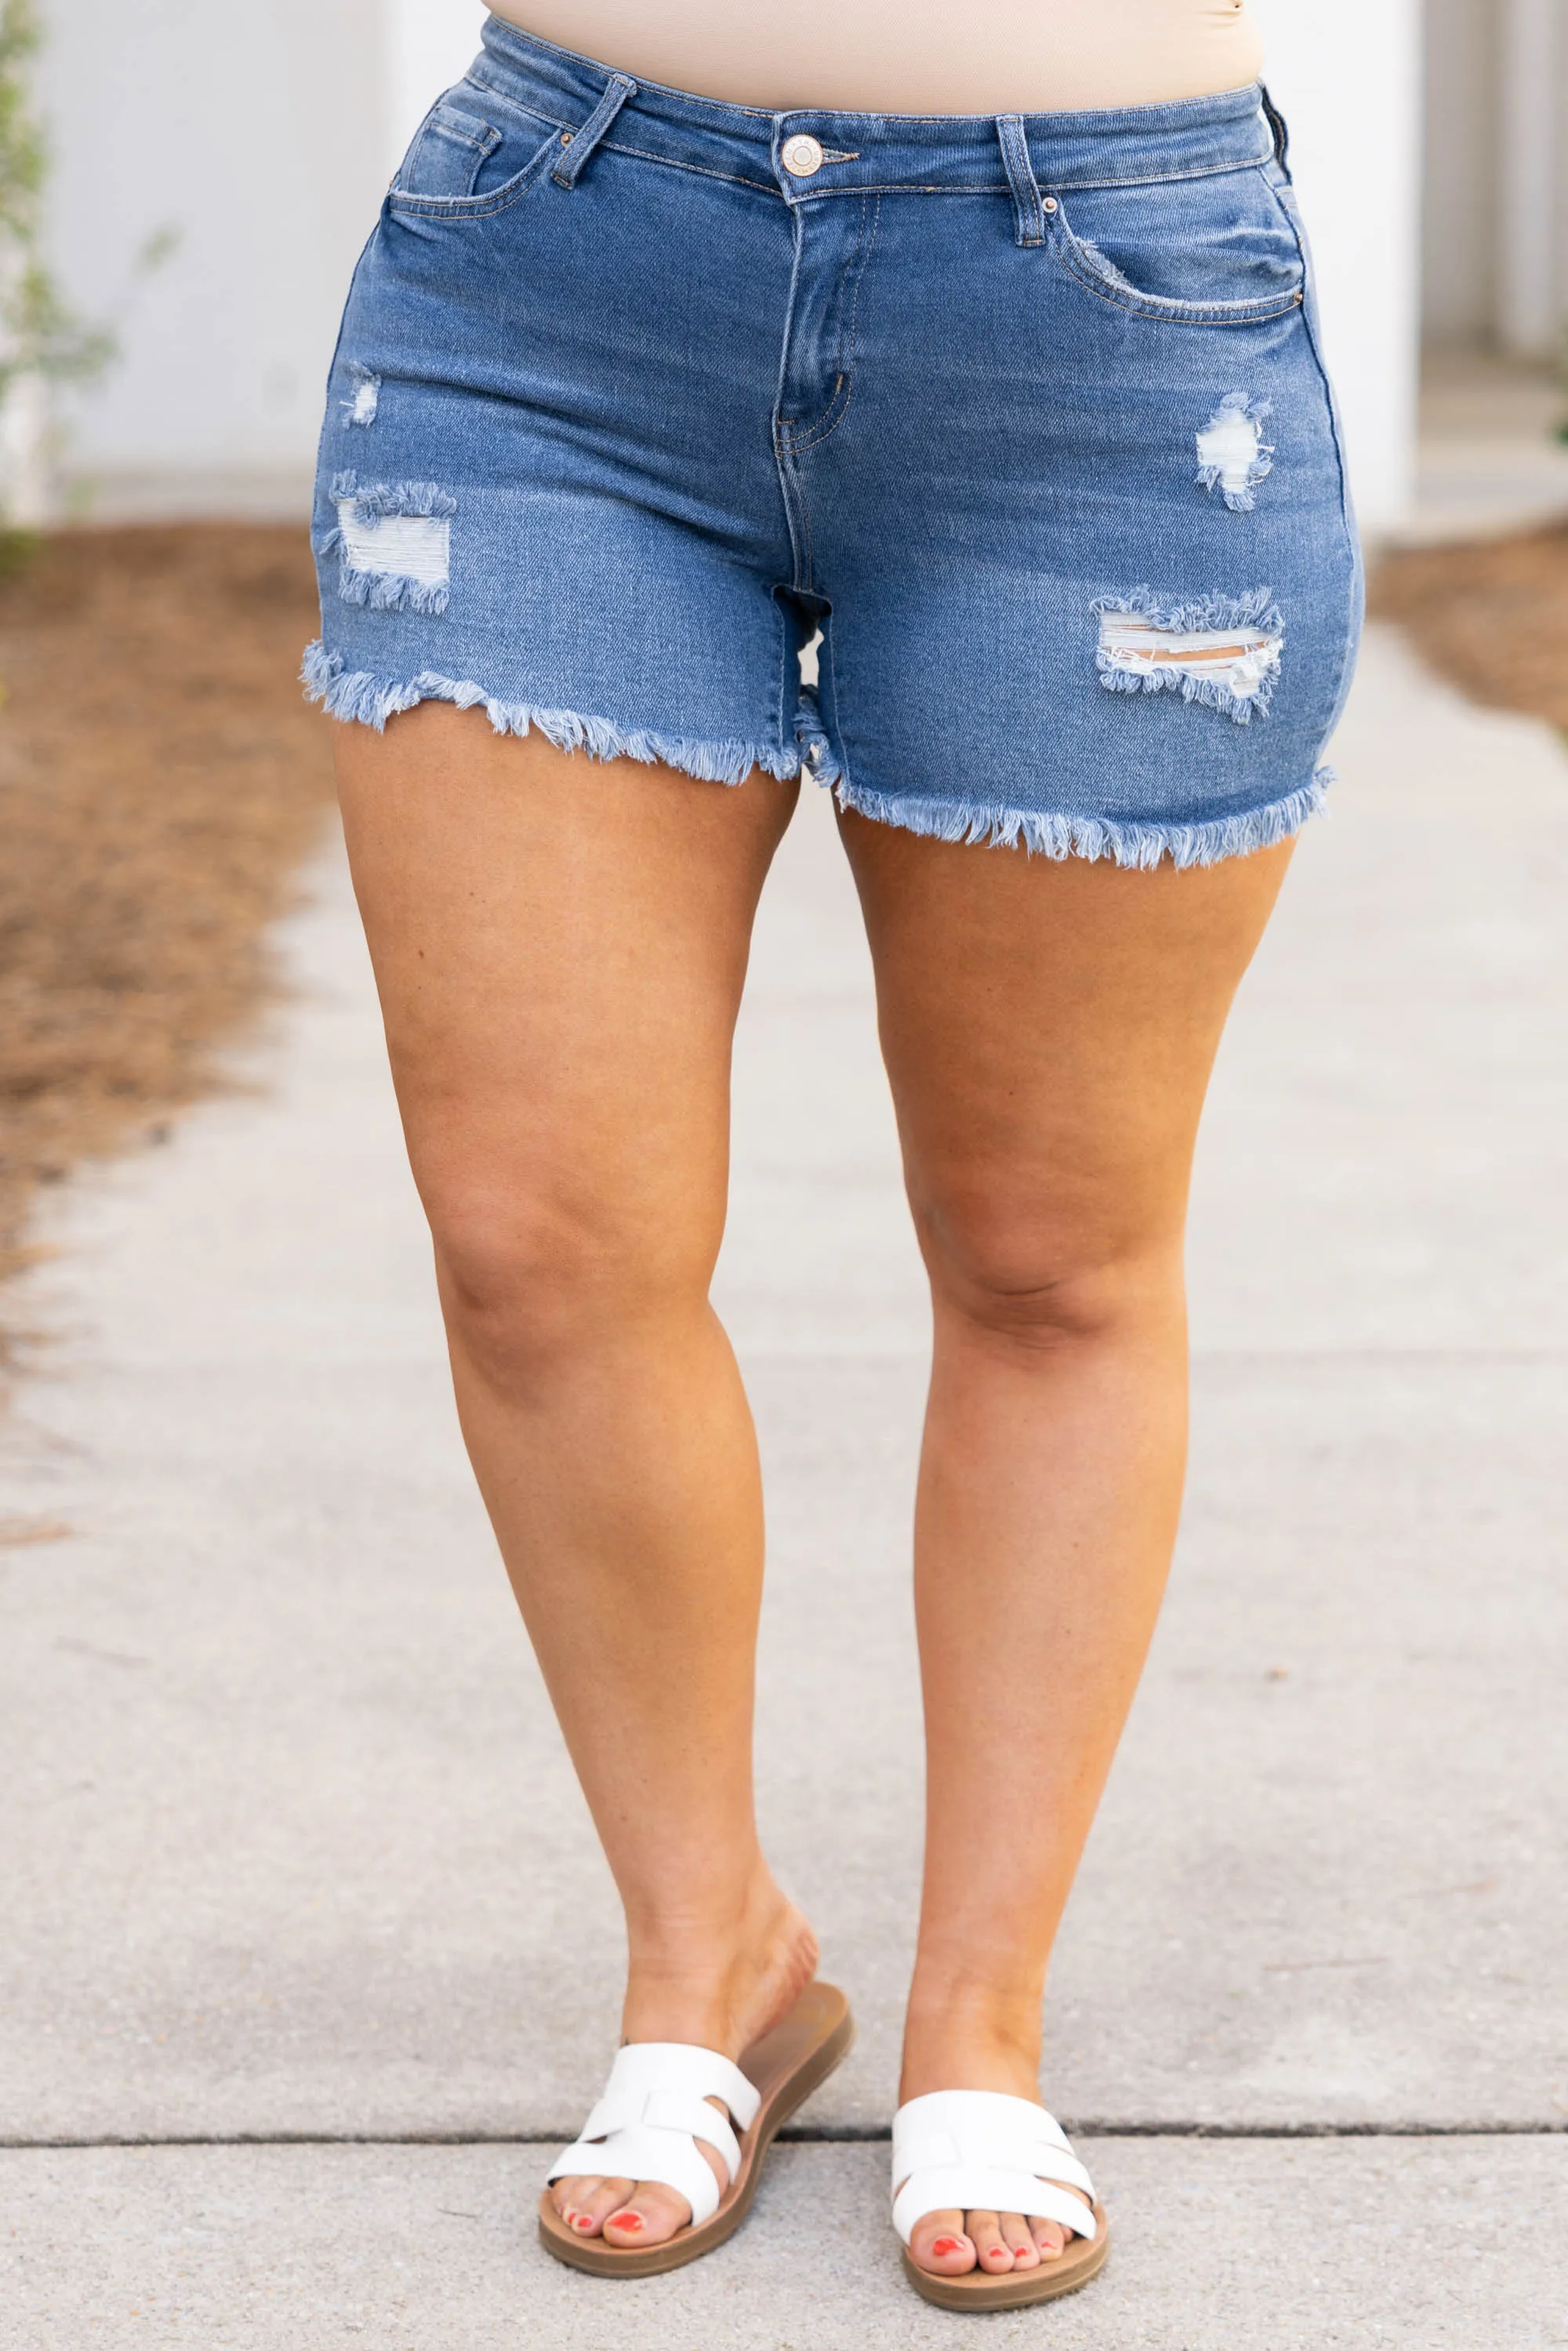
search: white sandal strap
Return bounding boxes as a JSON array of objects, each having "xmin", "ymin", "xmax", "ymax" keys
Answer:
[
  {"xmin": 547, "ymin": 2041, "xmax": 761, "ymax": 2229},
  {"xmin": 550, "ymin": 2121, "xmax": 728, "ymax": 2226},
  {"xmin": 891, "ymin": 2091, "xmax": 1098, "ymax": 2248}
]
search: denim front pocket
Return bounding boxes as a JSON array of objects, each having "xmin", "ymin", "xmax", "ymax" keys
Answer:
[
  {"xmin": 1048, "ymin": 164, "xmax": 1306, "ymax": 325},
  {"xmin": 388, "ymin": 80, "xmax": 563, "ymax": 220}
]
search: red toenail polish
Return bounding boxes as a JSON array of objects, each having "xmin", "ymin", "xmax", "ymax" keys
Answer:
[
  {"xmin": 572, "ymin": 2215, "xmax": 593, "ymax": 2230},
  {"xmin": 931, "ymin": 2237, "xmax": 962, "ymax": 2256},
  {"xmin": 612, "ymin": 2212, "xmax": 643, "ymax": 2232}
]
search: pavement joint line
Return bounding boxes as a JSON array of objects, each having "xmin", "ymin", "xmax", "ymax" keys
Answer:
[{"xmin": 5, "ymin": 2121, "xmax": 1566, "ymax": 2150}]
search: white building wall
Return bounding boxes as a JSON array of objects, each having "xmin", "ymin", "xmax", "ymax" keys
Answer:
[
  {"xmin": 1249, "ymin": 0, "xmax": 1425, "ymax": 533},
  {"xmin": 40, "ymin": 0, "xmax": 1420, "ymax": 532},
  {"xmin": 36, "ymin": 0, "xmax": 485, "ymax": 500},
  {"xmin": 1422, "ymin": 0, "xmax": 1568, "ymax": 354},
  {"xmin": 1421, "ymin": 0, "xmax": 1499, "ymax": 342}
]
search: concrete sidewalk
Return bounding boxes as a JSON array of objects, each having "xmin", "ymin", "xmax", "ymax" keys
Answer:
[{"xmin": 2, "ymin": 624, "xmax": 1566, "ymax": 2343}]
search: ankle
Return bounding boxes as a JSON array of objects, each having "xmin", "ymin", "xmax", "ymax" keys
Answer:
[
  {"xmin": 622, "ymin": 1874, "xmax": 817, "ymax": 2057},
  {"xmin": 900, "ymin": 1980, "xmax": 1044, "ymax": 2104}
]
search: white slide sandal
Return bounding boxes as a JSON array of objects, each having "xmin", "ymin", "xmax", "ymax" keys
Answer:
[
  {"xmin": 538, "ymin": 1981, "xmax": 852, "ymax": 2277},
  {"xmin": 892, "ymin": 2089, "xmax": 1109, "ymax": 2309}
]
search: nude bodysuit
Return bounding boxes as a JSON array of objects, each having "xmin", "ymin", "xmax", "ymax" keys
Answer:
[{"xmin": 485, "ymin": 3, "xmax": 1265, "ymax": 114}]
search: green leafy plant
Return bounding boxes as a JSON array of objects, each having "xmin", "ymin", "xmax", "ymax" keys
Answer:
[
  {"xmin": 0, "ymin": 0, "xmax": 114, "ymax": 402},
  {"xmin": 0, "ymin": 0, "xmax": 176, "ymax": 545}
]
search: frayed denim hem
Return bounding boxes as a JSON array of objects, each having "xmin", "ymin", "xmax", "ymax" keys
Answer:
[
  {"xmin": 833, "ymin": 767, "xmax": 1332, "ymax": 869},
  {"xmin": 302, "ymin": 643, "xmax": 813, "ymax": 787}
]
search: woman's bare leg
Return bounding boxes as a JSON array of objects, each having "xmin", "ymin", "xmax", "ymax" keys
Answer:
[
  {"xmin": 840, "ymin": 812, "xmax": 1294, "ymax": 2281},
  {"xmin": 336, "ymin": 706, "xmax": 812, "ymax": 2248}
]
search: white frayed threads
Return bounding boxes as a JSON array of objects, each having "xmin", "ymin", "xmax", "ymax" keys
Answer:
[
  {"xmin": 1196, "ymin": 393, "xmax": 1274, "ymax": 513},
  {"xmin": 833, "ymin": 771, "xmax": 1330, "ymax": 869},
  {"xmin": 1094, "ymin": 587, "xmax": 1284, "ymax": 724},
  {"xmin": 335, "ymin": 502, "xmax": 449, "ymax": 586},
  {"xmin": 325, "ymin": 473, "xmax": 455, "ymax": 613},
  {"xmin": 298, "ymin": 644, "xmax": 830, "ymax": 784},
  {"xmin": 341, "ymin": 365, "xmax": 380, "ymax": 426}
]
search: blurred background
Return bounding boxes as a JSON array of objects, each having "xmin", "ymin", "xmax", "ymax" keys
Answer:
[{"xmin": 13, "ymin": 0, "xmax": 1568, "ymax": 542}]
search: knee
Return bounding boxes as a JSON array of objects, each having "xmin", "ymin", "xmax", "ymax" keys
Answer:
[
  {"xmin": 917, "ymin": 1189, "xmax": 1184, "ymax": 1352},
  {"xmin": 423, "ymin": 1177, "xmax": 714, "ymax": 1391}
]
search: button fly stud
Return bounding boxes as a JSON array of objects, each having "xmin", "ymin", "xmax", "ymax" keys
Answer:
[{"xmin": 782, "ymin": 133, "xmax": 825, "ymax": 178}]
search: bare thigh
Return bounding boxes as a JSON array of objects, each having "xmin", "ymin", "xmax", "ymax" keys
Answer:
[
  {"xmin": 333, "ymin": 702, "xmax": 797, "ymax": 1301},
  {"xmin": 838, "ymin": 813, "xmax": 1295, "ymax": 1292}
]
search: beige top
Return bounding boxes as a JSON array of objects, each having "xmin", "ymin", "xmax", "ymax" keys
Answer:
[{"xmin": 488, "ymin": 4, "xmax": 1265, "ymax": 114}]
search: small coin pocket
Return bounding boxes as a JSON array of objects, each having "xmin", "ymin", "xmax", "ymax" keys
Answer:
[{"xmin": 394, "ymin": 100, "xmax": 503, "ymax": 201}]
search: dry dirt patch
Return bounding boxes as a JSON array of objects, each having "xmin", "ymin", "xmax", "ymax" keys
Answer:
[
  {"xmin": 1370, "ymin": 521, "xmax": 1568, "ymax": 731},
  {"xmin": 0, "ymin": 524, "xmax": 333, "ymax": 1349}
]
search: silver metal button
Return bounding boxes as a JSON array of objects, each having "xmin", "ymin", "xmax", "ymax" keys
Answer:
[
  {"xmin": 1042, "ymin": 196, "xmax": 1058, "ymax": 214},
  {"xmin": 782, "ymin": 133, "xmax": 825, "ymax": 178}
]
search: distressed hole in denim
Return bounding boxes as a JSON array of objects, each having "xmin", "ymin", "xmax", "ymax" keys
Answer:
[
  {"xmin": 1094, "ymin": 587, "xmax": 1284, "ymax": 724},
  {"xmin": 336, "ymin": 503, "xmax": 449, "ymax": 584},
  {"xmin": 342, "ymin": 365, "xmax": 380, "ymax": 427},
  {"xmin": 326, "ymin": 473, "xmax": 454, "ymax": 614},
  {"xmin": 1196, "ymin": 392, "xmax": 1274, "ymax": 513}
]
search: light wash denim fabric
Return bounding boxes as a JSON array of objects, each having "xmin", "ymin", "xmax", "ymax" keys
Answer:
[{"xmin": 306, "ymin": 16, "xmax": 1362, "ymax": 865}]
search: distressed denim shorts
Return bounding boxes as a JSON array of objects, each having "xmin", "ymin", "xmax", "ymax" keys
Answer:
[{"xmin": 306, "ymin": 16, "xmax": 1363, "ymax": 866}]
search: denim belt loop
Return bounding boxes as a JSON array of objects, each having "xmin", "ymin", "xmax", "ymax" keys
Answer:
[
  {"xmin": 995, "ymin": 114, "xmax": 1045, "ymax": 247},
  {"xmin": 554, "ymin": 71, "xmax": 637, "ymax": 188},
  {"xmin": 1258, "ymin": 84, "xmax": 1290, "ymax": 169}
]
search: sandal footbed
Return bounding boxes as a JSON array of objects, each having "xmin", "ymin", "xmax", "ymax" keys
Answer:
[
  {"xmin": 537, "ymin": 1981, "xmax": 853, "ymax": 2278},
  {"xmin": 900, "ymin": 2204, "xmax": 1109, "ymax": 2310}
]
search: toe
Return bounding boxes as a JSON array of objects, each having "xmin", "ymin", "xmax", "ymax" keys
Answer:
[
  {"xmin": 909, "ymin": 2210, "xmax": 976, "ymax": 2275},
  {"xmin": 967, "ymin": 2210, "xmax": 1014, "ymax": 2272},
  {"xmin": 549, "ymin": 2175, "xmax": 601, "ymax": 2226},
  {"xmin": 557, "ymin": 2176, "xmax": 633, "ymax": 2237},
  {"xmin": 1000, "ymin": 2213, "xmax": 1040, "ymax": 2268},
  {"xmin": 1032, "ymin": 2184, "xmax": 1092, "ymax": 2262},
  {"xmin": 602, "ymin": 2182, "xmax": 692, "ymax": 2248}
]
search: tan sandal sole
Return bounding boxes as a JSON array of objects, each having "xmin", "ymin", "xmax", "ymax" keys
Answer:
[
  {"xmin": 900, "ymin": 2204, "xmax": 1109, "ymax": 2310},
  {"xmin": 537, "ymin": 1980, "xmax": 853, "ymax": 2278}
]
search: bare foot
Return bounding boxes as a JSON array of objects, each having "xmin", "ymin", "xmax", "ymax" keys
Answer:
[
  {"xmin": 899, "ymin": 2014, "xmax": 1094, "ymax": 2281},
  {"xmin": 548, "ymin": 1878, "xmax": 818, "ymax": 2249}
]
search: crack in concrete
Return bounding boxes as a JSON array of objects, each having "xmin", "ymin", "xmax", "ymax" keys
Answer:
[{"xmin": 5, "ymin": 2120, "xmax": 1566, "ymax": 2150}]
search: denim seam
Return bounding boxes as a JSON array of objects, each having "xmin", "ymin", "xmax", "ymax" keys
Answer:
[
  {"xmin": 823, "ymin": 616, "xmax": 853, "ymax": 805},
  {"xmin": 788, "ymin": 377, "xmax": 851, "ymax": 455},
  {"xmin": 1275, "ymin": 187, "xmax": 1363, "ymax": 741},
  {"xmin": 458, "ymin": 89, "xmax": 782, "ymax": 194},
  {"xmin": 771, "ymin": 591, "xmax": 791, "ymax": 755},
  {"xmin": 787, "ymin": 434, "xmax": 816, "ymax": 589},
  {"xmin": 789, "ymin": 192, "xmax": 880, "ymax": 455},
  {"xmin": 1052, "ymin": 227, "xmax": 1305, "ymax": 325},
  {"xmin": 789, "ymin": 154, "xmax": 1273, "ymax": 199},
  {"xmin": 771, "ymin": 210, "xmax": 814, "ymax": 591},
  {"xmin": 458, "ymin": 76, "xmax": 1269, "ymax": 200},
  {"xmin": 388, "ymin": 133, "xmax": 564, "ymax": 219},
  {"xmin": 1059, "ymin": 267, "xmax": 1304, "ymax": 324}
]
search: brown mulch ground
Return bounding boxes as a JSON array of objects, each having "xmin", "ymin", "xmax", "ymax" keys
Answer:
[
  {"xmin": 0, "ymin": 525, "xmax": 333, "ymax": 1357},
  {"xmin": 1370, "ymin": 520, "xmax": 1568, "ymax": 731}
]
